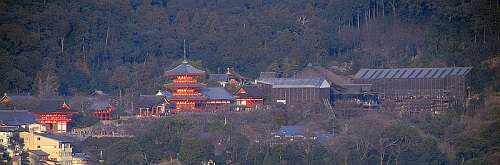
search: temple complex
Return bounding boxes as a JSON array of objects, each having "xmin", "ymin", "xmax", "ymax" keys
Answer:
[{"xmin": 29, "ymin": 100, "xmax": 77, "ymax": 133}]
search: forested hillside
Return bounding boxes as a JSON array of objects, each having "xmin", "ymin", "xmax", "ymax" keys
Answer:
[{"xmin": 1, "ymin": 0, "xmax": 499, "ymax": 97}]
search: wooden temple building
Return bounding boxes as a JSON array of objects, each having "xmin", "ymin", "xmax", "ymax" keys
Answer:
[
  {"xmin": 135, "ymin": 94, "xmax": 170, "ymax": 116},
  {"xmin": 235, "ymin": 85, "xmax": 268, "ymax": 110},
  {"xmin": 163, "ymin": 62, "xmax": 235, "ymax": 113},
  {"xmin": 208, "ymin": 68, "xmax": 250, "ymax": 87},
  {"xmin": 0, "ymin": 93, "xmax": 35, "ymax": 110},
  {"xmin": 88, "ymin": 101, "xmax": 115, "ymax": 120},
  {"xmin": 164, "ymin": 61, "xmax": 208, "ymax": 112},
  {"xmin": 29, "ymin": 100, "xmax": 77, "ymax": 133}
]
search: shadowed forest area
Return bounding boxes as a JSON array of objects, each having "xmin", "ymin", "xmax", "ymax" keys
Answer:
[
  {"xmin": 1, "ymin": 0, "xmax": 500, "ymax": 164},
  {"xmin": 1, "ymin": 0, "xmax": 499, "ymax": 96}
]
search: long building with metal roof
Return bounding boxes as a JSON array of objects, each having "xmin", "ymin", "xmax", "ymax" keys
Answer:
[
  {"xmin": 256, "ymin": 78, "xmax": 330, "ymax": 107},
  {"xmin": 352, "ymin": 67, "xmax": 472, "ymax": 113}
]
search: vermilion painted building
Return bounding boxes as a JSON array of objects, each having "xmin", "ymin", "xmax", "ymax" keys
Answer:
[
  {"xmin": 235, "ymin": 85, "xmax": 267, "ymax": 109},
  {"xmin": 164, "ymin": 61, "xmax": 208, "ymax": 112},
  {"xmin": 29, "ymin": 100, "xmax": 77, "ymax": 133},
  {"xmin": 135, "ymin": 94, "xmax": 169, "ymax": 116},
  {"xmin": 88, "ymin": 101, "xmax": 115, "ymax": 120}
]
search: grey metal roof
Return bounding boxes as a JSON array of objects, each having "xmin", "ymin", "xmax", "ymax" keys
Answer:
[
  {"xmin": 37, "ymin": 133, "xmax": 72, "ymax": 143},
  {"xmin": 208, "ymin": 74, "xmax": 229, "ymax": 82},
  {"xmin": 353, "ymin": 67, "xmax": 472, "ymax": 79},
  {"xmin": 165, "ymin": 61, "xmax": 205, "ymax": 75},
  {"xmin": 200, "ymin": 87, "xmax": 235, "ymax": 100},
  {"xmin": 30, "ymin": 150, "xmax": 50, "ymax": 156},
  {"xmin": 0, "ymin": 110, "xmax": 38, "ymax": 125},
  {"xmin": 275, "ymin": 126, "xmax": 307, "ymax": 136},
  {"xmin": 0, "ymin": 126, "xmax": 19, "ymax": 132},
  {"xmin": 258, "ymin": 78, "xmax": 330, "ymax": 88}
]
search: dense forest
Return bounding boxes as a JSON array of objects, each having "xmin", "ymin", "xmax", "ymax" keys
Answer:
[
  {"xmin": 1, "ymin": 0, "xmax": 499, "ymax": 97},
  {"xmin": 2, "ymin": 0, "xmax": 500, "ymax": 165}
]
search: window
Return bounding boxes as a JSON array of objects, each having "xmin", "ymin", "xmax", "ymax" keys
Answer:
[
  {"xmin": 37, "ymin": 137, "xmax": 41, "ymax": 141},
  {"xmin": 37, "ymin": 145, "xmax": 40, "ymax": 148}
]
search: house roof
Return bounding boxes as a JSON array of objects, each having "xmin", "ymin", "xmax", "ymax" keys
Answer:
[
  {"xmin": 0, "ymin": 126, "xmax": 19, "ymax": 132},
  {"xmin": 236, "ymin": 85, "xmax": 268, "ymax": 98},
  {"xmin": 295, "ymin": 64, "xmax": 349, "ymax": 85},
  {"xmin": 156, "ymin": 90, "xmax": 172, "ymax": 97},
  {"xmin": 136, "ymin": 95, "xmax": 167, "ymax": 108},
  {"xmin": 30, "ymin": 99, "xmax": 77, "ymax": 113},
  {"xmin": 0, "ymin": 110, "xmax": 38, "ymax": 125},
  {"xmin": 37, "ymin": 133, "xmax": 72, "ymax": 143},
  {"xmin": 2, "ymin": 93, "xmax": 34, "ymax": 101},
  {"xmin": 165, "ymin": 61, "xmax": 205, "ymax": 76},
  {"xmin": 353, "ymin": 67, "xmax": 473, "ymax": 79},
  {"xmin": 89, "ymin": 90, "xmax": 108, "ymax": 97},
  {"xmin": 275, "ymin": 126, "xmax": 308, "ymax": 136},
  {"xmin": 226, "ymin": 68, "xmax": 249, "ymax": 80},
  {"xmin": 29, "ymin": 150, "xmax": 50, "ymax": 156},
  {"xmin": 200, "ymin": 87, "xmax": 235, "ymax": 100},
  {"xmin": 88, "ymin": 101, "xmax": 114, "ymax": 111},
  {"xmin": 208, "ymin": 74, "xmax": 229, "ymax": 82},
  {"xmin": 0, "ymin": 93, "xmax": 35, "ymax": 110},
  {"xmin": 164, "ymin": 82, "xmax": 207, "ymax": 88},
  {"xmin": 258, "ymin": 78, "xmax": 330, "ymax": 88}
]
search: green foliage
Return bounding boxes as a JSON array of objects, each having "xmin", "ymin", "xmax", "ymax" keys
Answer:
[
  {"xmin": 0, "ymin": 0, "xmax": 498, "ymax": 97},
  {"xmin": 455, "ymin": 120, "xmax": 500, "ymax": 164},
  {"xmin": 104, "ymin": 139, "xmax": 145, "ymax": 165},
  {"xmin": 262, "ymin": 149, "xmax": 276, "ymax": 165},
  {"xmin": 178, "ymin": 138, "xmax": 214, "ymax": 165},
  {"xmin": 69, "ymin": 113, "xmax": 99, "ymax": 129},
  {"xmin": 136, "ymin": 115, "xmax": 193, "ymax": 164}
]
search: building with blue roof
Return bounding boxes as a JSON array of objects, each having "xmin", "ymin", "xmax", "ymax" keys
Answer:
[
  {"xmin": 352, "ymin": 67, "xmax": 472, "ymax": 113},
  {"xmin": 200, "ymin": 87, "xmax": 235, "ymax": 110}
]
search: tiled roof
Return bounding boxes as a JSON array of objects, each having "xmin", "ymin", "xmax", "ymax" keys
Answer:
[
  {"xmin": 200, "ymin": 87, "xmax": 235, "ymax": 100},
  {"xmin": 0, "ymin": 93, "xmax": 35, "ymax": 110},
  {"xmin": 136, "ymin": 95, "xmax": 166, "ymax": 108},
  {"xmin": 226, "ymin": 68, "xmax": 249, "ymax": 80},
  {"xmin": 88, "ymin": 101, "xmax": 113, "ymax": 111},
  {"xmin": 208, "ymin": 74, "xmax": 229, "ymax": 82},
  {"xmin": 258, "ymin": 78, "xmax": 330, "ymax": 88},
  {"xmin": 275, "ymin": 126, "xmax": 308, "ymax": 136},
  {"xmin": 31, "ymin": 99, "xmax": 77, "ymax": 113},
  {"xmin": 353, "ymin": 67, "xmax": 472, "ymax": 79},
  {"xmin": 156, "ymin": 90, "xmax": 172, "ymax": 97},
  {"xmin": 165, "ymin": 61, "xmax": 205, "ymax": 76},
  {"xmin": 2, "ymin": 93, "xmax": 34, "ymax": 101},
  {"xmin": 164, "ymin": 83, "xmax": 207, "ymax": 88},
  {"xmin": 236, "ymin": 85, "xmax": 268, "ymax": 98},
  {"xmin": 0, "ymin": 110, "xmax": 38, "ymax": 125}
]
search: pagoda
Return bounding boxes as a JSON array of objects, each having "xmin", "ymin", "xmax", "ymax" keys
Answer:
[
  {"xmin": 30, "ymin": 100, "xmax": 78, "ymax": 133},
  {"xmin": 165, "ymin": 61, "xmax": 208, "ymax": 113}
]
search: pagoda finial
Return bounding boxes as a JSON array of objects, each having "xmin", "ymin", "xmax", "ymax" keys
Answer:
[{"xmin": 183, "ymin": 39, "xmax": 187, "ymax": 63}]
